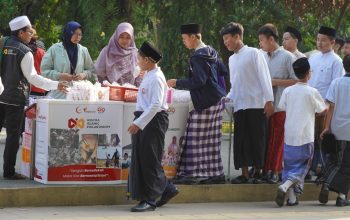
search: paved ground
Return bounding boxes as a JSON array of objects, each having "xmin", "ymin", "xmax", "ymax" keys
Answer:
[
  {"xmin": 0, "ymin": 129, "xmax": 22, "ymax": 178},
  {"xmin": 1, "ymin": 202, "xmax": 350, "ymax": 220},
  {"xmin": 1, "ymin": 120, "xmax": 349, "ymax": 219}
]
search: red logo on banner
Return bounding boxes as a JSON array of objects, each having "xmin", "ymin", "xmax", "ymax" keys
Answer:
[
  {"xmin": 68, "ymin": 118, "xmax": 85, "ymax": 129},
  {"xmin": 97, "ymin": 107, "xmax": 105, "ymax": 113}
]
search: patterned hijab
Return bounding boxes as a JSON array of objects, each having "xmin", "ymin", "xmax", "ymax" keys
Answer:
[{"xmin": 95, "ymin": 22, "xmax": 138, "ymax": 82}]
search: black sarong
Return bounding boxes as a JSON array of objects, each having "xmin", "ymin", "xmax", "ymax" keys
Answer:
[
  {"xmin": 128, "ymin": 111, "xmax": 169, "ymax": 201},
  {"xmin": 320, "ymin": 140, "xmax": 350, "ymax": 195},
  {"xmin": 233, "ymin": 109, "xmax": 267, "ymax": 169}
]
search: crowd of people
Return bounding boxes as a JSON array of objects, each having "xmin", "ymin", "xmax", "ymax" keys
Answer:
[{"xmin": 0, "ymin": 15, "xmax": 349, "ymax": 212}]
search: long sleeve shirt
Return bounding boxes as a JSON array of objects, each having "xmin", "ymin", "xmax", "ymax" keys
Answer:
[
  {"xmin": 133, "ymin": 67, "xmax": 168, "ymax": 130},
  {"xmin": 22, "ymin": 52, "xmax": 58, "ymax": 91},
  {"xmin": 176, "ymin": 44, "xmax": 226, "ymax": 111},
  {"xmin": 309, "ymin": 50, "xmax": 345, "ymax": 99},
  {"xmin": 227, "ymin": 45, "xmax": 274, "ymax": 112},
  {"xmin": 0, "ymin": 52, "xmax": 58, "ymax": 106},
  {"xmin": 0, "ymin": 77, "xmax": 3, "ymax": 95},
  {"xmin": 41, "ymin": 42, "xmax": 95, "ymax": 99}
]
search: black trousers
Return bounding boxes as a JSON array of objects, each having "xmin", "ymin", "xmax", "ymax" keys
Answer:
[
  {"xmin": 0, "ymin": 104, "xmax": 5, "ymax": 132},
  {"xmin": 233, "ymin": 109, "xmax": 267, "ymax": 169},
  {"xmin": 129, "ymin": 111, "xmax": 169, "ymax": 202},
  {"xmin": 0, "ymin": 103, "xmax": 24, "ymax": 177}
]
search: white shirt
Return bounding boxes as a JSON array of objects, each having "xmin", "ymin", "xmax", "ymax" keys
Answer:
[
  {"xmin": 326, "ymin": 76, "xmax": 350, "ymax": 141},
  {"xmin": 195, "ymin": 42, "xmax": 206, "ymax": 50},
  {"xmin": 309, "ymin": 50, "xmax": 345, "ymax": 99},
  {"xmin": 292, "ymin": 49, "xmax": 306, "ymax": 59},
  {"xmin": 21, "ymin": 52, "xmax": 59, "ymax": 91},
  {"xmin": 0, "ymin": 77, "xmax": 3, "ymax": 95},
  {"xmin": 0, "ymin": 52, "xmax": 58, "ymax": 106},
  {"xmin": 227, "ymin": 46, "xmax": 274, "ymax": 112},
  {"xmin": 134, "ymin": 67, "xmax": 168, "ymax": 130},
  {"xmin": 279, "ymin": 82, "xmax": 326, "ymax": 146}
]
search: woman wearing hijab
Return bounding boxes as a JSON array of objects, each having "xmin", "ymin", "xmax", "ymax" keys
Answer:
[
  {"xmin": 95, "ymin": 22, "xmax": 141, "ymax": 86},
  {"xmin": 41, "ymin": 21, "xmax": 95, "ymax": 99}
]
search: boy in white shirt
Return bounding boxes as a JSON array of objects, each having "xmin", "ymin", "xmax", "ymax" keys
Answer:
[
  {"xmin": 318, "ymin": 54, "xmax": 350, "ymax": 207},
  {"xmin": 127, "ymin": 41, "xmax": 178, "ymax": 212},
  {"xmin": 275, "ymin": 57, "xmax": 327, "ymax": 207},
  {"xmin": 220, "ymin": 22, "xmax": 274, "ymax": 184}
]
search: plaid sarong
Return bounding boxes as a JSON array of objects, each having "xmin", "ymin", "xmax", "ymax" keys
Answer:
[{"xmin": 177, "ymin": 99, "xmax": 224, "ymax": 178}]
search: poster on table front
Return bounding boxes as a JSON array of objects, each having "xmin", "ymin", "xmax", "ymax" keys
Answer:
[
  {"xmin": 34, "ymin": 100, "xmax": 123, "ymax": 184},
  {"xmin": 161, "ymin": 103, "xmax": 189, "ymax": 179},
  {"xmin": 121, "ymin": 103, "xmax": 189, "ymax": 182}
]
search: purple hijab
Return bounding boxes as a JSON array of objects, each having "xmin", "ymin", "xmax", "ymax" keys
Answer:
[{"xmin": 95, "ymin": 22, "xmax": 138, "ymax": 83}]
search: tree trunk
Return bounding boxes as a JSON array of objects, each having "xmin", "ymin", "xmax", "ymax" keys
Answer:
[{"xmin": 118, "ymin": 0, "xmax": 133, "ymax": 22}]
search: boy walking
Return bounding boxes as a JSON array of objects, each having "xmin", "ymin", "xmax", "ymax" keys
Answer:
[
  {"xmin": 275, "ymin": 57, "xmax": 327, "ymax": 207},
  {"xmin": 128, "ymin": 41, "xmax": 179, "ymax": 212},
  {"xmin": 318, "ymin": 54, "xmax": 350, "ymax": 207}
]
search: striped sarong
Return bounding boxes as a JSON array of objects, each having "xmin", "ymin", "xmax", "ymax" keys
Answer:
[
  {"xmin": 319, "ymin": 140, "xmax": 350, "ymax": 195},
  {"xmin": 177, "ymin": 99, "xmax": 224, "ymax": 178},
  {"xmin": 282, "ymin": 143, "xmax": 314, "ymax": 195}
]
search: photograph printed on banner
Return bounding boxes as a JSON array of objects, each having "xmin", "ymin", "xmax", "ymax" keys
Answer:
[
  {"xmin": 162, "ymin": 135, "xmax": 183, "ymax": 167},
  {"xmin": 96, "ymin": 134, "xmax": 122, "ymax": 168},
  {"xmin": 122, "ymin": 144, "xmax": 132, "ymax": 169},
  {"xmin": 49, "ymin": 129, "xmax": 80, "ymax": 167},
  {"xmin": 80, "ymin": 134, "xmax": 98, "ymax": 164}
]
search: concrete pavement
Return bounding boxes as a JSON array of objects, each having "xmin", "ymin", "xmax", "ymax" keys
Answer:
[
  {"xmin": 1, "ymin": 128, "xmax": 337, "ymax": 208},
  {"xmin": 1, "ymin": 202, "xmax": 350, "ymax": 220},
  {"xmin": 0, "ymin": 128, "xmax": 342, "ymax": 209}
]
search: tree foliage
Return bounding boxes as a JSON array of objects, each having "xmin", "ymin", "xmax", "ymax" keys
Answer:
[{"xmin": 1, "ymin": 0, "xmax": 349, "ymax": 79}]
